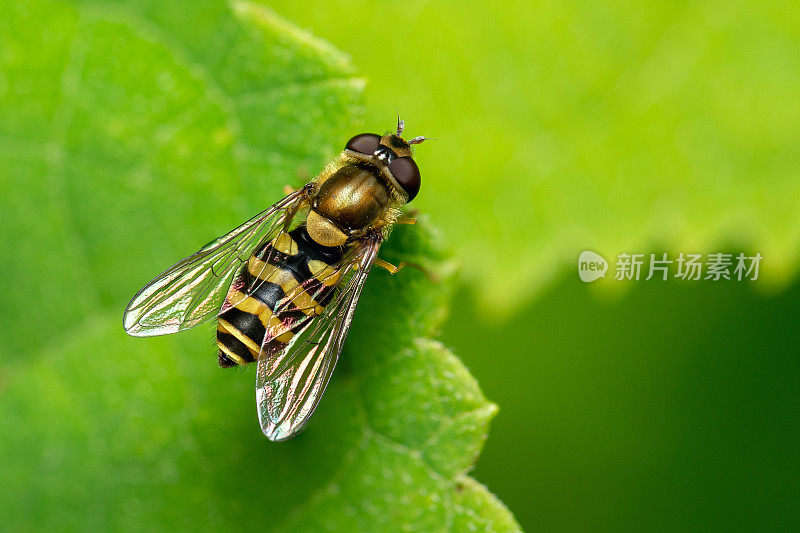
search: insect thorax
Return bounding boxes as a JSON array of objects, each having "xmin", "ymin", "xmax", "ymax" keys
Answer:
[{"xmin": 306, "ymin": 158, "xmax": 403, "ymax": 247}]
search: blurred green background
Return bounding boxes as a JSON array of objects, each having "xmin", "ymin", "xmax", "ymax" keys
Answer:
[
  {"xmin": 3, "ymin": 0, "xmax": 800, "ymax": 531},
  {"xmin": 269, "ymin": 1, "xmax": 800, "ymax": 529}
]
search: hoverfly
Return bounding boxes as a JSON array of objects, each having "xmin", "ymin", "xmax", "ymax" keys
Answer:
[{"xmin": 123, "ymin": 119, "xmax": 426, "ymax": 441}]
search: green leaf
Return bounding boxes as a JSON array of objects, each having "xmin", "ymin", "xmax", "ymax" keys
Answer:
[{"xmin": 0, "ymin": 1, "xmax": 519, "ymax": 531}]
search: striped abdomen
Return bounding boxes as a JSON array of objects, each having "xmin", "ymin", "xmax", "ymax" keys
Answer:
[{"xmin": 216, "ymin": 225, "xmax": 345, "ymax": 367}]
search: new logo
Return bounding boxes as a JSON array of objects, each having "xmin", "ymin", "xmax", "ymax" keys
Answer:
[{"xmin": 578, "ymin": 251, "xmax": 608, "ymax": 282}]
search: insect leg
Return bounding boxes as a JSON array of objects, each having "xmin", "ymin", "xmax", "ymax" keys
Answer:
[
  {"xmin": 375, "ymin": 258, "xmax": 403, "ymax": 274},
  {"xmin": 375, "ymin": 257, "xmax": 442, "ymax": 282}
]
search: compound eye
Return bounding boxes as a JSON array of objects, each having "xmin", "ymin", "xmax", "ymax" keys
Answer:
[
  {"xmin": 388, "ymin": 156, "xmax": 421, "ymax": 202},
  {"xmin": 345, "ymin": 133, "xmax": 381, "ymax": 155}
]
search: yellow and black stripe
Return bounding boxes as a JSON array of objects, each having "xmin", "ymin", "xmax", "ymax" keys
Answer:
[{"xmin": 216, "ymin": 224, "xmax": 345, "ymax": 368}]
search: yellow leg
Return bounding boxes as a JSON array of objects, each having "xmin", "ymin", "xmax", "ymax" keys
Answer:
[
  {"xmin": 283, "ymin": 184, "xmax": 296, "ymax": 195},
  {"xmin": 375, "ymin": 258, "xmax": 404, "ymax": 274},
  {"xmin": 397, "ymin": 208, "xmax": 419, "ymax": 225},
  {"xmin": 374, "ymin": 257, "xmax": 441, "ymax": 282}
]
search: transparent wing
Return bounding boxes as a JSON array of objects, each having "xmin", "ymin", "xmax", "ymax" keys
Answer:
[
  {"xmin": 256, "ymin": 234, "xmax": 382, "ymax": 441},
  {"xmin": 123, "ymin": 188, "xmax": 307, "ymax": 337}
]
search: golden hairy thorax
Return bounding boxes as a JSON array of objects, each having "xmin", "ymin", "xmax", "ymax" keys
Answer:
[
  {"xmin": 315, "ymin": 164, "xmax": 391, "ymax": 231},
  {"xmin": 305, "ymin": 155, "xmax": 404, "ymax": 247}
]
